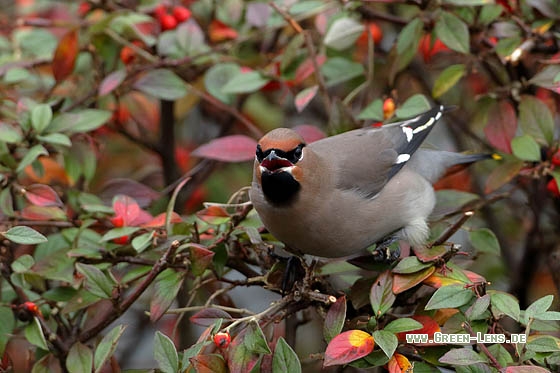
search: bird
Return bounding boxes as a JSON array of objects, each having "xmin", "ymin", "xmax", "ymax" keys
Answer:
[{"xmin": 249, "ymin": 105, "xmax": 489, "ymax": 259}]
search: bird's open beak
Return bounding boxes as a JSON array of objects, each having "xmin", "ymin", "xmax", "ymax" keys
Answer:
[{"xmin": 260, "ymin": 151, "xmax": 293, "ymax": 172}]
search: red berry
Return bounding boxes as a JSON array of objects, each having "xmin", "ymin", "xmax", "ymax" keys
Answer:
[
  {"xmin": 547, "ymin": 178, "xmax": 560, "ymax": 197},
  {"xmin": 160, "ymin": 14, "xmax": 178, "ymax": 31},
  {"xmin": 552, "ymin": 150, "xmax": 560, "ymax": 167},
  {"xmin": 154, "ymin": 4, "xmax": 167, "ymax": 20},
  {"xmin": 120, "ymin": 46, "xmax": 135, "ymax": 64},
  {"xmin": 110, "ymin": 215, "xmax": 125, "ymax": 227},
  {"xmin": 23, "ymin": 301, "xmax": 40, "ymax": 315},
  {"xmin": 383, "ymin": 98, "xmax": 395, "ymax": 119},
  {"xmin": 213, "ymin": 332, "xmax": 231, "ymax": 348},
  {"xmin": 112, "ymin": 235, "xmax": 129, "ymax": 245},
  {"xmin": 172, "ymin": 6, "xmax": 191, "ymax": 23}
]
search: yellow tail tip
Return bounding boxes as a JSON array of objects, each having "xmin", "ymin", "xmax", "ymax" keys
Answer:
[{"xmin": 491, "ymin": 153, "xmax": 502, "ymax": 160}]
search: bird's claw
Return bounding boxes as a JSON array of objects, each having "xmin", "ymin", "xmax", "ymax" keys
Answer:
[{"xmin": 371, "ymin": 236, "xmax": 401, "ymax": 263}]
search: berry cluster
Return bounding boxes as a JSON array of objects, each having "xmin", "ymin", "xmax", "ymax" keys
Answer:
[
  {"xmin": 154, "ymin": 4, "xmax": 192, "ymax": 31},
  {"xmin": 547, "ymin": 150, "xmax": 560, "ymax": 198}
]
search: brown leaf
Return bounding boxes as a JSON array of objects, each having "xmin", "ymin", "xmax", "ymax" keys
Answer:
[{"xmin": 52, "ymin": 29, "xmax": 79, "ymax": 83}]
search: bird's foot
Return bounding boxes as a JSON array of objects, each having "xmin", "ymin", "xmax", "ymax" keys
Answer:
[
  {"xmin": 281, "ymin": 256, "xmax": 306, "ymax": 295},
  {"xmin": 371, "ymin": 236, "xmax": 401, "ymax": 263}
]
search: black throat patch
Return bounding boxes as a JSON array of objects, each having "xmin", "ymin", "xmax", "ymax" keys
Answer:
[{"xmin": 261, "ymin": 170, "xmax": 300, "ymax": 205}]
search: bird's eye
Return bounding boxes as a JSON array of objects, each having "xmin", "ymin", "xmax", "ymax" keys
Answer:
[
  {"xmin": 291, "ymin": 144, "xmax": 305, "ymax": 163},
  {"xmin": 256, "ymin": 145, "xmax": 264, "ymax": 161}
]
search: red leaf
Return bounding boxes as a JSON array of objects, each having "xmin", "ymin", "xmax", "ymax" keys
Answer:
[
  {"xmin": 294, "ymin": 86, "xmax": 318, "ymax": 112},
  {"xmin": 396, "ymin": 315, "xmax": 440, "ymax": 343},
  {"xmin": 192, "ymin": 135, "xmax": 257, "ymax": 162},
  {"xmin": 189, "ymin": 244, "xmax": 215, "ymax": 276},
  {"xmin": 52, "ymin": 29, "xmax": 79, "ymax": 82},
  {"xmin": 20, "ymin": 205, "xmax": 67, "ymax": 221},
  {"xmin": 209, "ymin": 20, "xmax": 238, "ymax": 43},
  {"xmin": 190, "ymin": 308, "xmax": 233, "ymax": 327},
  {"xmin": 99, "ymin": 70, "xmax": 126, "ymax": 96},
  {"xmin": 141, "ymin": 212, "xmax": 182, "ymax": 228},
  {"xmin": 196, "ymin": 205, "xmax": 231, "ymax": 225},
  {"xmin": 324, "ymin": 295, "xmax": 347, "ymax": 342},
  {"xmin": 484, "ymin": 100, "xmax": 517, "ymax": 154},
  {"xmin": 112, "ymin": 195, "xmax": 142, "ymax": 226},
  {"xmin": 323, "ymin": 330, "xmax": 375, "ymax": 367},
  {"xmin": 24, "ymin": 184, "xmax": 63, "ymax": 207},
  {"xmin": 292, "ymin": 55, "xmax": 327, "ymax": 86},
  {"xmin": 293, "ymin": 124, "xmax": 326, "ymax": 144}
]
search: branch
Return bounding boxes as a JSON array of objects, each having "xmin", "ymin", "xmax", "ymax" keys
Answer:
[{"xmin": 78, "ymin": 240, "xmax": 180, "ymax": 343}]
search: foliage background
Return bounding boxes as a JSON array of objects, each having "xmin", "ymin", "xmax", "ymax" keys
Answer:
[{"xmin": 1, "ymin": 0, "xmax": 560, "ymax": 372}]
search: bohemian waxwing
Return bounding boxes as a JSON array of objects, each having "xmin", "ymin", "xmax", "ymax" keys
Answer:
[{"xmin": 249, "ymin": 105, "xmax": 489, "ymax": 258}]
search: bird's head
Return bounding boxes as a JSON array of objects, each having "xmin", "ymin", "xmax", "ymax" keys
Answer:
[{"xmin": 254, "ymin": 128, "xmax": 306, "ymax": 205}]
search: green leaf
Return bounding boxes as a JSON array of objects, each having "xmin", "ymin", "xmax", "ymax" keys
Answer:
[
  {"xmin": 43, "ymin": 286, "xmax": 78, "ymax": 302},
  {"xmin": 383, "ymin": 318, "xmax": 423, "ymax": 334},
  {"xmin": 478, "ymin": 4, "xmax": 504, "ymax": 25},
  {"xmin": 150, "ymin": 268, "xmax": 184, "ymax": 322},
  {"xmin": 370, "ymin": 270, "xmax": 395, "ymax": 318},
  {"xmin": 425, "ymin": 285, "xmax": 474, "ymax": 310},
  {"xmin": 465, "ymin": 294, "xmax": 491, "ymax": 321},
  {"xmin": 324, "ymin": 17, "xmax": 364, "ymax": 51},
  {"xmin": 100, "ymin": 227, "xmax": 140, "ymax": 242},
  {"xmin": 75, "ymin": 263, "xmax": 115, "ymax": 298},
  {"xmin": 496, "ymin": 36, "xmax": 521, "ymax": 59},
  {"xmin": 0, "ymin": 122, "xmax": 23, "ymax": 143},
  {"xmin": 131, "ymin": 231, "xmax": 155, "ymax": 253},
  {"xmin": 221, "ymin": 71, "xmax": 270, "ymax": 94},
  {"xmin": 534, "ymin": 311, "xmax": 560, "ymax": 321},
  {"xmin": 48, "ymin": 110, "xmax": 112, "ymax": 134},
  {"xmin": 24, "ymin": 317, "xmax": 48, "ymax": 350},
  {"xmin": 469, "ymin": 228, "xmax": 501, "ymax": 255},
  {"xmin": 487, "ymin": 344, "xmax": 514, "ymax": 367},
  {"xmin": 489, "ymin": 290, "xmax": 520, "ymax": 321},
  {"xmin": 372, "ymin": 330, "xmax": 398, "ymax": 358},
  {"xmin": 526, "ymin": 335, "xmax": 560, "ymax": 353},
  {"xmin": 134, "ymin": 69, "xmax": 187, "ymax": 100},
  {"xmin": 358, "ymin": 99, "xmax": 383, "ymax": 121},
  {"xmin": 439, "ymin": 348, "xmax": 486, "ymax": 365},
  {"xmin": 204, "ymin": 63, "xmax": 240, "ymax": 104},
  {"xmin": 154, "ymin": 331, "xmax": 178, "ymax": 373},
  {"xmin": 31, "ymin": 104, "xmax": 53, "ymax": 134},
  {"xmin": 0, "ymin": 306, "xmax": 15, "ymax": 355},
  {"xmin": 435, "ymin": 11, "xmax": 470, "ymax": 54},
  {"xmin": 11, "ymin": 254, "xmax": 34, "ymax": 273},
  {"xmin": 511, "ymin": 135, "xmax": 541, "ymax": 162},
  {"xmin": 396, "ymin": 18, "xmax": 423, "ymax": 54},
  {"xmin": 36, "ymin": 133, "xmax": 72, "ymax": 147},
  {"xmin": 395, "ymin": 94, "xmax": 431, "ymax": 118},
  {"xmin": 432, "ymin": 64, "xmax": 466, "ymax": 98},
  {"xmin": 4, "ymin": 226, "xmax": 48, "ymax": 244},
  {"xmin": 272, "ymin": 337, "xmax": 301, "ymax": 373},
  {"xmin": 323, "ymin": 296, "xmax": 346, "ymax": 342},
  {"xmin": 518, "ymin": 95, "xmax": 555, "ymax": 145},
  {"xmin": 245, "ymin": 320, "xmax": 272, "ymax": 354},
  {"xmin": 16, "ymin": 144, "xmax": 48, "ymax": 173},
  {"xmin": 526, "ymin": 295, "xmax": 554, "ymax": 320},
  {"xmin": 66, "ymin": 342, "xmax": 93, "ymax": 373},
  {"xmin": 321, "ymin": 57, "xmax": 364, "ymax": 87},
  {"xmin": 392, "ymin": 256, "xmax": 433, "ymax": 274},
  {"xmin": 94, "ymin": 325, "xmax": 126, "ymax": 373}
]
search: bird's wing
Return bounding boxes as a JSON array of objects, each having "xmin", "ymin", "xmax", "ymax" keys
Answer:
[{"xmin": 310, "ymin": 105, "xmax": 446, "ymax": 198}]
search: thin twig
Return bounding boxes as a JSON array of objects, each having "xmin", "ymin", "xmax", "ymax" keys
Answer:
[
  {"xmin": 463, "ymin": 322, "xmax": 503, "ymax": 370},
  {"xmin": 433, "ymin": 211, "xmax": 474, "ymax": 246}
]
